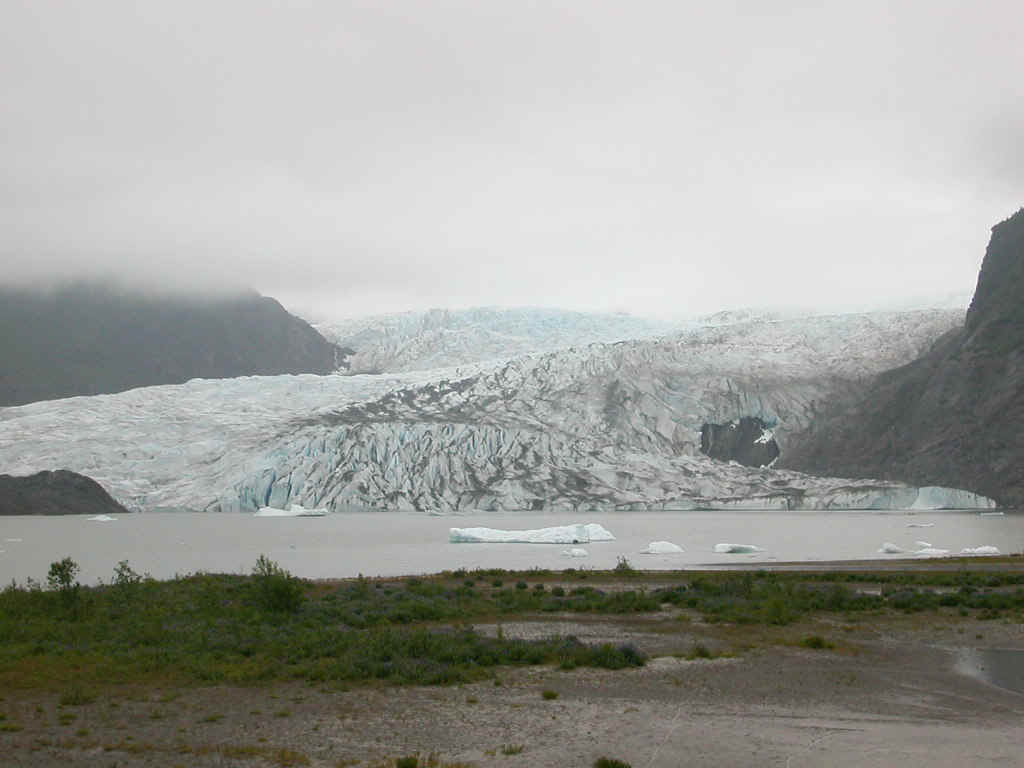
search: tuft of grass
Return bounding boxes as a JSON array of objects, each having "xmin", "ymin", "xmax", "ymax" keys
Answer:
[
  {"xmin": 501, "ymin": 744, "xmax": 525, "ymax": 755},
  {"xmin": 198, "ymin": 713, "xmax": 224, "ymax": 723},
  {"xmin": 594, "ymin": 759, "xmax": 631, "ymax": 768},
  {"xmin": 800, "ymin": 635, "xmax": 834, "ymax": 650},
  {"xmin": 59, "ymin": 688, "xmax": 96, "ymax": 706},
  {"xmin": 689, "ymin": 643, "xmax": 712, "ymax": 659},
  {"xmin": 541, "ymin": 689, "xmax": 559, "ymax": 700}
]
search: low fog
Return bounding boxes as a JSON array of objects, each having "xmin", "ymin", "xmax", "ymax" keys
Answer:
[{"xmin": 1, "ymin": 1, "xmax": 1021, "ymax": 320}]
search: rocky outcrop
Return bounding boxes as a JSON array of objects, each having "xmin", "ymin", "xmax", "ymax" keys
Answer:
[
  {"xmin": 0, "ymin": 283, "xmax": 346, "ymax": 406},
  {"xmin": 782, "ymin": 208, "xmax": 1024, "ymax": 507},
  {"xmin": 701, "ymin": 417, "xmax": 779, "ymax": 467},
  {"xmin": 0, "ymin": 470, "xmax": 130, "ymax": 516}
]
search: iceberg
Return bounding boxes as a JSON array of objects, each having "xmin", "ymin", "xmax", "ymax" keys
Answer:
[
  {"xmin": 561, "ymin": 547, "xmax": 589, "ymax": 558},
  {"xmin": 449, "ymin": 523, "xmax": 615, "ymax": 544},
  {"xmin": 641, "ymin": 541, "xmax": 685, "ymax": 554},
  {"xmin": 906, "ymin": 522, "xmax": 934, "ymax": 528},
  {"xmin": 87, "ymin": 514, "xmax": 117, "ymax": 522},
  {"xmin": 914, "ymin": 547, "xmax": 950, "ymax": 556},
  {"xmin": 714, "ymin": 543, "xmax": 763, "ymax": 554},
  {"xmin": 915, "ymin": 541, "xmax": 932, "ymax": 548},
  {"xmin": 255, "ymin": 504, "xmax": 328, "ymax": 517},
  {"xmin": 878, "ymin": 542, "xmax": 905, "ymax": 554},
  {"xmin": 960, "ymin": 546, "xmax": 1000, "ymax": 556}
]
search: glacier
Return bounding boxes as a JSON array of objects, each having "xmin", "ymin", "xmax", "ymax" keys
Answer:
[
  {"xmin": 0, "ymin": 307, "xmax": 995, "ymax": 515},
  {"xmin": 449, "ymin": 523, "xmax": 615, "ymax": 544}
]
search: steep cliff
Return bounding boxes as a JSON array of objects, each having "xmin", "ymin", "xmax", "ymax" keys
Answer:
[
  {"xmin": 782, "ymin": 208, "xmax": 1024, "ymax": 507},
  {"xmin": 0, "ymin": 470, "xmax": 129, "ymax": 516},
  {"xmin": 0, "ymin": 284, "xmax": 345, "ymax": 406}
]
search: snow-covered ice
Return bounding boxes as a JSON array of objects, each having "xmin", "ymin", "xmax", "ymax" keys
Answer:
[
  {"xmin": 714, "ymin": 543, "xmax": 764, "ymax": 554},
  {"xmin": 449, "ymin": 523, "xmax": 615, "ymax": 544},
  {"xmin": 641, "ymin": 541, "xmax": 685, "ymax": 554}
]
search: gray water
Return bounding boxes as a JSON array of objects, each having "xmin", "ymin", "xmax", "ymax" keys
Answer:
[
  {"xmin": 0, "ymin": 509, "xmax": 1021, "ymax": 585},
  {"xmin": 957, "ymin": 648, "xmax": 1024, "ymax": 696}
]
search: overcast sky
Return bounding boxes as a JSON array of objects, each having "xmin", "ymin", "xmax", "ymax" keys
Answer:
[{"xmin": 1, "ymin": 1, "xmax": 1020, "ymax": 320}]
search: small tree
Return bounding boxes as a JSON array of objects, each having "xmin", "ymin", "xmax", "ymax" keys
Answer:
[
  {"xmin": 47, "ymin": 556, "xmax": 81, "ymax": 611},
  {"xmin": 252, "ymin": 555, "xmax": 304, "ymax": 613}
]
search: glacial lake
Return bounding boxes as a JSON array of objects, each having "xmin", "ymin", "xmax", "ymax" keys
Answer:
[{"xmin": 0, "ymin": 509, "xmax": 1021, "ymax": 585}]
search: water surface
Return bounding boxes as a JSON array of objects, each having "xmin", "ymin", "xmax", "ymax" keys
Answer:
[{"xmin": 1, "ymin": 509, "xmax": 1021, "ymax": 584}]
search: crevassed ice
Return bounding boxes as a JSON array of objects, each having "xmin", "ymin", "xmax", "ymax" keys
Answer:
[{"xmin": 449, "ymin": 523, "xmax": 615, "ymax": 544}]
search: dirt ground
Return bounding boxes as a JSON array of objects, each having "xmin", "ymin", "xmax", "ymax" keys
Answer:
[{"xmin": 3, "ymin": 598, "xmax": 1024, "ymax": 767}]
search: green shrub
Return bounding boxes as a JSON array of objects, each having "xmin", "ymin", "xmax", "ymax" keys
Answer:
[
  {"xmin": 501, "ymin": 744, "xmax": 524, "ymax": 755},
  {"xmin": 541, "ymin": 689, "xmax": 558, "ymax": 700},
  {"xmin": 594, "ymin": 758, "xmax": 631, "ymax": 768},
  {"xmin": 252, "ymin": 555, "xmax": 304, "ymax": 613},
  {"xmin": 800, "ymin": 635, "xmax": 834, "ymax": 650}
]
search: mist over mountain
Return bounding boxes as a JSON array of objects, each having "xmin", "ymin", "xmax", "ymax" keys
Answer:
[
  {"xmin": 0, "ymin": 283, "xmax": 344, "ymax": 407},
  {"xmin": 782, "ymin": 208, "xmax": 1024, "ymax": 507}
]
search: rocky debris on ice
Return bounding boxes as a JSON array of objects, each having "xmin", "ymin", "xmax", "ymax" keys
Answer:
[
  {"xmin": 714, "ymin": 543, "xmax": 764, "ymax": 554},
  {"xmin": 561, "ymin": 547, "xmax": 589, "ymax": 558},
  {"xmin": 641, "ymin": 541, "xmax": 685, "ymax": 554},
  {"xmin": 449, "ymin": 523, "xmax": 615, "ymax": 544},
  {"xmin": 255, "ymin": 504, "xmax": 327, "ymax": 517},
  {"xmin": 878, "ymin": 542, "xmax": 905, "ymax": 554},
  {"xmin": 959, "ymin": 546, "xmax": 1000, "ymax": 555}
]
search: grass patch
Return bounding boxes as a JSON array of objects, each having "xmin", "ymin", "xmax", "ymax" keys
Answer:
[
  {"xmin": 541, "ymin": 689, "xmax": 559, "ymax": 700},
  {"xmin": 594, "ymin": 759, "xmax": 631, "ymax": 768},
  {"xmin": 2, "ymin": 557, "xmax": 1022, "ymax": 695},
  {"xmin": 501, "ymin": 744, "xmax": 524, "ymax": 755}
]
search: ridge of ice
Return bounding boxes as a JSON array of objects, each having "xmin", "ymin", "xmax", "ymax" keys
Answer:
[
  {"xmin": 449, "ymin": 523, "xmax": 615, "ymax": 544},
  {"xmin": 641, "ymin": 541, "xmax": 685, "ymax": 554}
]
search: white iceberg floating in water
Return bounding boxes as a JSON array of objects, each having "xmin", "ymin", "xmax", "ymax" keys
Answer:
[
  {"xmin": 914, "ymin": 547, "xmax": 950, "ymax": 557},
  {"xmin": 978, "ymin": 511, "xmax": 1005, "ymax": 517},
  {"xmin": 641, "ymin": 541, "xmax": 685, "ymax": 554},
  {"xmin": 960, "ymin": 546, "xmax": 1000, "ymax": 556},
  {"xmin": 915, "ymin": 541, "xmax": 932, "ymax": 548},
  {"xmin": 714, "ymin": 543, "xmax": 763, "ymax": 554},
  {"xmin": 561, "ymin": 547, "xmax": 589, "ymax": 558},
  {"xmin": 878, "ymin": 542, "xmax": 905, "ymax": 554},
  {"xmin": 906, "ymin": 522, "xmax": 934, "ymax": 528},
  {"xmin": 449, "ymin": 523, "xmax": 614, "ymax": 544},
  {"xmin": 87, "ymin": 514, "xmax": 117, "ymax": 522},
  {"xmin": 255, "ymin": 504, "xmax": 327, "ymax": 517}
]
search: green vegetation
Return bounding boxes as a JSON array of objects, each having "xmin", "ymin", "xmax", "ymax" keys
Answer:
[
  {"xmin": 2, "ymin": 557, "xmax": 1022, "ymax": 695},
  {"xmin": 594, "ymin": 758, "xmax": 632, "ymax": 768},
  {"xmin": 501, "ymin": 744, "xmax": 525, "ymax": 755},
  {"xmin": 541, "ymin": 689, "xmax": 559, "ymax": 700}
]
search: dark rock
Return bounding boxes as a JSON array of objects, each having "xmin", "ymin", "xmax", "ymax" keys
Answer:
[
  {"xmin": 782, "ymin": 207, "xmax": 1024, "ymax": 507},
  {"xmin": 0, "ymin": 283, "xmax": 346, "ymax": 406},
  {"xmin": 0, "ymin": 470, "xmax": 130, "ymax": 516},
  {"xmin": 700, "ymin": 416, "xmax": 780, "ymax": 467}
]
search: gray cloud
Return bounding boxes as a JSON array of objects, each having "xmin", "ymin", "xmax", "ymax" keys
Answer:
[{"xmin": 1, "ymin": 0, "xmax": 1020, "ymax": 317}]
